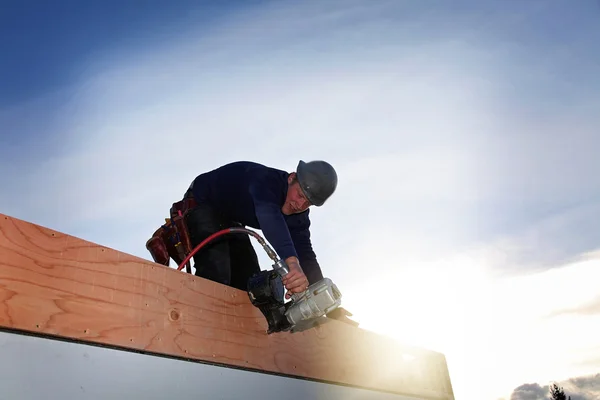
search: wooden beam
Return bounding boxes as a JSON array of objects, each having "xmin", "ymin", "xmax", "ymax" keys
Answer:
[{"xmin": 0, "ymin": 213, "xmax": 454, "ymax": 399}]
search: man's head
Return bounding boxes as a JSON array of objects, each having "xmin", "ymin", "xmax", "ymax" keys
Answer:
[{"xmin": 282, "ymin": 160, "xmax": 338, "ymax": 215}]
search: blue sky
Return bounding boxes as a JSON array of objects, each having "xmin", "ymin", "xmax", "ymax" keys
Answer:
[
  {"xmin": 2, "ymin": 1, "xmax": 600, "ymax": 399},
  {"xmin": 0, "ymin": 0, "xmax": 257, "ymax": 105}
]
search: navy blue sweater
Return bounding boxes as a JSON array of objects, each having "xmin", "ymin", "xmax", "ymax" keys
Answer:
[{"xmin": 188, "ymin": 161, "xmax": 323, "ymax": 284}]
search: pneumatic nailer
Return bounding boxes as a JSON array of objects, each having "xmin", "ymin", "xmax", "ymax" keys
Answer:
[
  {"xmin": 174, "ymin": 225, "xmax": 344, "ymax": 334},
  {"xmin": 247, "ymin": 258, "xmax": 342, "ymax": 334}
]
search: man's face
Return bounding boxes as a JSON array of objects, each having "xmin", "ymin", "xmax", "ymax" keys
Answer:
[{"xmin": 282, "ymin": 173, "xmax": 311, "ymax": 215}]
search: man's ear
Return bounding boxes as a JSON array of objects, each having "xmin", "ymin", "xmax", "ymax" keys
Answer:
[{"xmin": 288, "ymin": 172, "xmax": 297, "ymax": 184}]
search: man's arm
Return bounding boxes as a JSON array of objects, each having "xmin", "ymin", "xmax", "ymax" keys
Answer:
[
  {"xmin": 248, "ymin": 173, "xmax": 297, "ymax": 258},
  {"xmin": 286, "ymin": 211, "xmax": 324, "ymax": 285},
  {"xmin": 248, "ymin": 176, "xmax": 309, "ymax": 295}
]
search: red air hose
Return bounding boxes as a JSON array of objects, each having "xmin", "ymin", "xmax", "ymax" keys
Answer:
[{"xmin": 177, "ymin": 227, "xmax": 276, "ymax": 271}]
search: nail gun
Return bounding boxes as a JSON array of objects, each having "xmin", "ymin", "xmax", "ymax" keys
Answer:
[
  {"xmin": 176, "ymin": 226, "xmax": 343, "ymax": 334},
  {"xmin": 247, "ymin": 258, "xmax": 342, "ymax": 334}
]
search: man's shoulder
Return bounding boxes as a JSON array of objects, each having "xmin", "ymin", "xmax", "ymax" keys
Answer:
[
  {"xmin": 195, "ymin": 161, "xmax": 288, "ymax": 196},
  {"xmin": 194, "ymin": 161, "xmax": 274, "ymax": 181},
  {"xmin": 235, "ymin": 161, "xmax": 288, "ymax": 184},
  {"xmin": 217, "ymin": 161, "xmax": 286, "ymax": 176}
]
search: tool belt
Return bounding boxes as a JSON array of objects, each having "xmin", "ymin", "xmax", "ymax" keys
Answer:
[{"xmin": 145, "ymin": 192, "xmax": 197, "ymax": 273}]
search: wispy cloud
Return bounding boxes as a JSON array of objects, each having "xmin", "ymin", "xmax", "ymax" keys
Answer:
[
  {"xmin": 3, "ymin": 2, "xmax": 510, "ymax": 251},
  {"xmin": 547, "ymin": 295, "xmax": 600, "ymax": 318}
]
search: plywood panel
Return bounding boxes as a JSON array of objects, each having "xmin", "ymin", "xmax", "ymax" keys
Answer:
[{"xmin": 0, "ymin": 213, "xmax": 454, "ymax": 400}]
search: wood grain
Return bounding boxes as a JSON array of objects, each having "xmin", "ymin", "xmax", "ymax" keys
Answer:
[{"xmin": 0, "ymin": 213, "xmax": 454, "ymax": 399}]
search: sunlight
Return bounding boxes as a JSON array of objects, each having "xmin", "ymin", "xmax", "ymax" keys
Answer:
[
  {"xmin": 341, "ymin": 249, "xmax": 495, "ymax": 400},
  {"xmin": 341, "ymin": 247, "xmax": 600, "ymax": 400}
]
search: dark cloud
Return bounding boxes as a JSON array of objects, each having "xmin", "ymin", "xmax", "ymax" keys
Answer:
[
  {"xmin": 567, "ymin": 374, "xmax": 600, "ymax": 400},
  {"xmin": 510, "ymin": 383, "xmax": 547, "ymax": 400},
  {"xmin": 510, "ymin": 374, "xmax": 600, "ymax": 400}
]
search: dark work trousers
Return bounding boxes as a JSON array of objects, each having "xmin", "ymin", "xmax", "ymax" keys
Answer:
[{"xmin": 184, "ymin": 201, "xmax": 261, "ymax": 291}]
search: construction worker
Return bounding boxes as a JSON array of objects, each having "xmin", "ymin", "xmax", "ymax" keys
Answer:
[{"xmin": 182, "ymin": 160, "xmax": 337, "ymax": 299}]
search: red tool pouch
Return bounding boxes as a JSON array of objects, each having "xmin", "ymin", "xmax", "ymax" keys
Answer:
[
  {"xmin": 145, "ymin": 195, "xmax": 198, "ymax": 273},
  {"xmin": 146, "ymin": 234, "xmax": 170, "ymax": 265}
]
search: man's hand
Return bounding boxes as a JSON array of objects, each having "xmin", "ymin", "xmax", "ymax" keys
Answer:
[{"xmin": 282, "ymin": 256, "xmax": 309, "ymax": 299}]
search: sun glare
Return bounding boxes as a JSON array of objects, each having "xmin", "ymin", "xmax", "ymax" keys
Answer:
[
  {"xmin": 344, "ymin": 250, "xmax": 600, "ymax": 400},
  {"xmin": 342, "ymin": 253, "xmax": 493, "ymax": 399}
]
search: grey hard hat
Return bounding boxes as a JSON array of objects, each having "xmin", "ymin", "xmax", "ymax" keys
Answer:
[{"xmin": 296, "ymin": 160, "xmax": 338, "ymax": 206}]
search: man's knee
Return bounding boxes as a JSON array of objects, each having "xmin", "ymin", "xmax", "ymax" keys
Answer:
[
  {"xmin": 184, "ymin": 203, "xmax": 234, "ymax": 285},
  {"xmin": 228, "ymin": 235, "xmax": 261, "ymax": 290},
  {"xmin": 185, "ymin": 204, "xmax": 223, "ymax": 240},
  {"xmin": 192, "ymin": 239, "xmax": 233, "ymax": 285}
]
